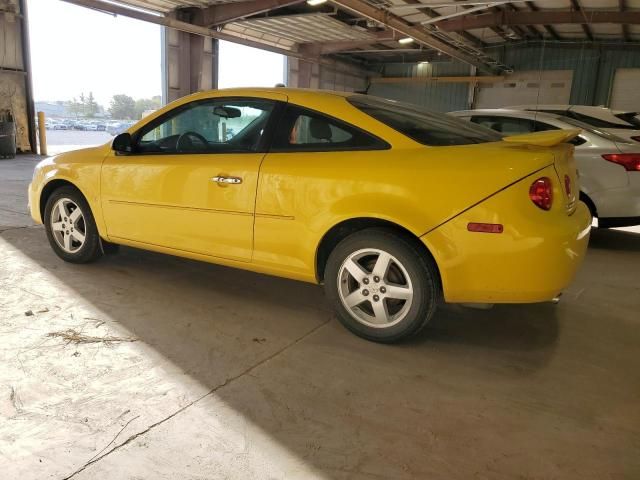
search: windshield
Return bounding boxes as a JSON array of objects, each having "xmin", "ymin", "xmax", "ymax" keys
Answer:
[{"xmin": 348, "ymin": 95, "xmax": 503, "ymax": 146}]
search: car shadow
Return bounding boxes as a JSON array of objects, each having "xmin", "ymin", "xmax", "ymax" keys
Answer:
[
  {"xmin": 2, "ymin": 228, "xmax": 562, "ymax": 478},
  {"xmin": 589, "ymin": 227, "xmax": 640, "ymax": 252}
]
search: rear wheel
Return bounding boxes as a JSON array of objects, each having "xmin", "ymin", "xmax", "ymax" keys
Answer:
[
  {"xmin": 44, "ymin": 186, "xmax": 103, "ymax": 263},
  {"xmin": 324, "ymin": 228, "xmax": 439, "ymax": 343}
]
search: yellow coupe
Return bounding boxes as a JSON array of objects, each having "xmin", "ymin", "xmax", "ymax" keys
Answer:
[{"xmin": 29, "ymin": 88, "xmax": 591, "ymax": 342}]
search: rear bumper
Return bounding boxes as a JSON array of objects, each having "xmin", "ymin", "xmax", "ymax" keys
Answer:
[{"xmin": 421, "ymin": 175, "xmax": 591, "ymax": 304}]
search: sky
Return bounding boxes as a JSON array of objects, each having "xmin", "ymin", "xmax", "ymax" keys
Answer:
[{"xmin": 27, "ymin": 0, "xmax": 284, "ymax": 107}]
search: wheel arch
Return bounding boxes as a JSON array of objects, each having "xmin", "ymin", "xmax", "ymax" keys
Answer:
[
  {"xmin": 39, "ymin": 179, "xmax": 86, "ymax": 221},
  {"xmin": 315, "ymin": 217, "xmax": 442, "ymax": 286}
]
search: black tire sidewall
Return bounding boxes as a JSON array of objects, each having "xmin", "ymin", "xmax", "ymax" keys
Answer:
[
  {"xmin": 324, "ymin": 228, "xmax": 439, "ymax": 343},
  {"xmin": 44, "ymin": 186, "xmax": 102, "ymax": 263}
]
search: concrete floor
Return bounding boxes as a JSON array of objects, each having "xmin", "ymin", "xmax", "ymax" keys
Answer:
[{"xmin": 1, "ymin": 154, "xmax": 639, "ymax": 480}]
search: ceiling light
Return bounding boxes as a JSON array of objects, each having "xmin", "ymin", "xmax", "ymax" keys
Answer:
[
  {"xmin": 398, "ymin": 37, "xmax": 414, "ymax": 44},
  {"xmin": 419, "ymin": 61, "xmax": 429, "ymax": 65},
  {"xmin": 307, "ymin": 0, "xmax": 327, "ymax": 5}
]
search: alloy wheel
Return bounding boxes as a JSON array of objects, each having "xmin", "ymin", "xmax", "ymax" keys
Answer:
[
  {"xmin": 337, "ymin": 248, "xmax": 414, "ymax": 328},
  {"xmin": 50, "ymin": 198, "xmax": 86, "ymax": 254}
]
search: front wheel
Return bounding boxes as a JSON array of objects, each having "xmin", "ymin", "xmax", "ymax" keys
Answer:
[
  {"xmin": 44, "ymin": 186, "xmax": 103, "ymax": 263},
  {"xmin": 324, "ymin": 228, "xmax": 440, "ymax": 343}
]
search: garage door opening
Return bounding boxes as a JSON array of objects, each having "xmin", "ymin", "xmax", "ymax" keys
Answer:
[{"xmin": 27, "ymin": 0, "xmax": 162, "ymax": 154}]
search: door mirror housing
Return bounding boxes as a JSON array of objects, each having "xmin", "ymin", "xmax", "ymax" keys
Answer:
[
  {"xmin": 213, "ymin": 106, "xmax": 241, "ymax": 119},
  {"xmin": 112, "ymin": 132, "xmax": 133, "ymax": 153}
]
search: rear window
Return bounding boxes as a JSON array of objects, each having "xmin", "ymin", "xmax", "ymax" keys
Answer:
[
  {"xmin": 536, "ymin": 109, "xmax": 638, "ymax": 130},
  {"xmin": 615, "ymin": 112, "xmax": 640, "ymax": 128},
  {"xmin": 347, "ymin": 95, "xmax": 502, "ymax": 146},
  {"xmin": 559, "ymin": 117, "xmax": 632, "ymax": 143}
]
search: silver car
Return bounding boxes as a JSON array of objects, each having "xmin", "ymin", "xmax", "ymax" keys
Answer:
[{"xmin": 450, "ymin": 109, "xmax": 640, "ymax": 228}]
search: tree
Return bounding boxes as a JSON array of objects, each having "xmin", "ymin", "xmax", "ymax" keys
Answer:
[
  {"xmin": 85, "ymin": 92, "xmax": 100, "ymax": 118},
  {"xmin": 134, "ymin": 96, "xmax": 162, "ymax": 120},
  {"xmin": 109, "ymin": 94, "xmax": 136, "ymax": 120},
  {"xmin": 67, "ymin": 97, "xmax": 82, "ymax": 118}
]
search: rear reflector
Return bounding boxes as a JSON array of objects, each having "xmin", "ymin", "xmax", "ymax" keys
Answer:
[
  {"xmin": 529, "ymin": 177, "xmax": 553, "ymax": 211},
  {"xmin": 564, "ymin": 174, "xmax": 571, "ymax": 196},
  {"xmin": 467, "ymin": 222, "xmax": 504, "ymax": 234},
  {"xmin": 602, "ymin": 153, "xmax": 640, "ymax": 171}
]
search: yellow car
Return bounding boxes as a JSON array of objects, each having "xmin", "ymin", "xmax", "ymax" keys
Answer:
[{"xmin": 29, "ymin": 88, "xmax": 591, "ymax": 343}]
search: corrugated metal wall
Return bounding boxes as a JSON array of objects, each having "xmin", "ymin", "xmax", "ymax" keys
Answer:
[
  {"xmin": 486, "ymin": 42, "xmax": 640, "ymax": 106},
  {"xmin": 369, "ymin": 61, "xmax": 472, "ymax": 112},
  {"xmin": 370, "ymin": 43, "xmax": 640, "ymax": 111}
]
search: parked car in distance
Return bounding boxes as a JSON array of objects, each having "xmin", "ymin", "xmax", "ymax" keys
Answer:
[
  {"xmin": 107, "ymin": 121, "xmax": 134, "ymax": 136},
  {"xmin": 451, "ymin": 108, "xmax": 640, "ymax": 228},
  {"xmin": 52, "ymin": 123, "xmax": 68, "ymax": 130},
  {"xmin": 509, "ymin": 104, "xmax": 640, "ymax": 144},
  {"xmin": 96, "ymin": 123, "xmax": 106, "ymax": 132},
  {"xmin": 85, "ymin": 123, "xmax": 98, "ymax": 131},
  {"xmin": 29, "ymin": 88, "xmax": 591, "ymax": 343}
]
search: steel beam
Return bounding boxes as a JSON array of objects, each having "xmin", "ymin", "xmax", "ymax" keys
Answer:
[
  {"xmin": 299, "ymin": 31, "xmax": 396, "ymax": 55},
  {"xmin": 433, "ymin": 10, "xmax": 640, "ymax": 31},
  {"xmin": 328, "ymin": 0, "xmax": 502, "ymax": 73},
  {"xmin": 60, "ymin": 0, "xmax": 325, "ymax": 64},
  {"xmin": 200, "ymin": 0, "xmax": 306, "ymax": 27}
]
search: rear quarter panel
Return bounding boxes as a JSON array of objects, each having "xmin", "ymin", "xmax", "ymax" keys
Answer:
[{"xmin": 254, "ymin": 142, "xmax": 557, "ymax": 281}]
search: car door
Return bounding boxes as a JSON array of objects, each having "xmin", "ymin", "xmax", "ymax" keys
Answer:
[{"xmin": 101, "ymin": 94, "xmax": 286, "ymax": 262}]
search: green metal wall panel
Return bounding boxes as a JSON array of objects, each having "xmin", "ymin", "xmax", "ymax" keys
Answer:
[
  {"xmin": 369, "ymin": 61, "xmax": 472, "ymax": 112},
  {"xmin": 371, "ymin": 43, "xmax": 640, "ymax": 109}
]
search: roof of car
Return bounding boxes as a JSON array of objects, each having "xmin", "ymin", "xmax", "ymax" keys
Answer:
[{"xmin": 184, "ymin": 87, "xmax": 356, "ymax": 102}]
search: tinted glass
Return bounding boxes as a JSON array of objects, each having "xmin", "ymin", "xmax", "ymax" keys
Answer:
[
  {"xmin": 135, "ymin": 98, "xmax": 275, "ymax": 154},
  {"xmin": 271, "ymin": 104, "xmax": 388, "ymax": 151},
  {"xmin": 471, "ymin": 116, "xmax": 535, "ymax": 135},
  {"xmin": 615, "ymin": 112, "xmax": 640, "ymax": 128},
  {"xmin": 536, "ymin": 109, "xmax": 637, "ymax": 130},
  {"xmin": 348, "ymin": 95, "xmax": 502, "ymax": 146}
]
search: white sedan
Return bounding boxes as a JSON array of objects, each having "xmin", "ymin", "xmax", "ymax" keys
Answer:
[{"xmin": 450, "ymin": 108, "xmax": 640, "ymax": 228}]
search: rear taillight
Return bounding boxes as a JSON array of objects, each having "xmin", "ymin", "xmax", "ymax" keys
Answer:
[
  {"xmin": 602, "ymin": 153, "xmax": 640, "ymax": 171},
  {"xmin": 631, "ymin": 136, "xmax": 640, "ymax": 143},
  {"xmin": 529, "ymin": 177, "xmax": 553, "ymax": 211}
]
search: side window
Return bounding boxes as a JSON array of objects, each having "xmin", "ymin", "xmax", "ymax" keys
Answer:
[
  {"xmin": 271, "ymin": 105, "xmax": 388, "ymax": 152},
  {"xmin": 135, "ymin": 98, "xmax": 275, "ymax": 154},
  {"xmin": 471, "ymin": 116, "xmax": 535, "ymax": 135},
  {"xmin": 532, "ymin": 121, "xmax": 558, "ymax": 132}
]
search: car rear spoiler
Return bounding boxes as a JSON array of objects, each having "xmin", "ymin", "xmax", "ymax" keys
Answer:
[{"xmin": 502, "ymin": 129, "xmax": 581, "ymax": 147}]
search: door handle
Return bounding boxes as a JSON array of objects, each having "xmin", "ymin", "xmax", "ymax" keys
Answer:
[{"xmin": 212, "ymin": 176, "xmax": 242, "ymax": 185}]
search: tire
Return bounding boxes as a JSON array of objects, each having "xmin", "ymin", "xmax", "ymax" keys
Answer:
[
  {"xmin": 324, "ymin": 228, "xmax": 440, "ymax": 343},
  {"xmin": 44, "ymin": 186, "xmax": 103, "ymax": 263}
]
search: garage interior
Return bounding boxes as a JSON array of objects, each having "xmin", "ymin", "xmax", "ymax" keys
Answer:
[{"xmin": 1, "ymin": 0, "xmax": 640, "ymax": 478}]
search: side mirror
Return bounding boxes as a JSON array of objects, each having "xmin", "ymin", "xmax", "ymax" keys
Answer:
[{"xmin": 112, "ymin": 132, "xmax": 133, "ymax": 153}]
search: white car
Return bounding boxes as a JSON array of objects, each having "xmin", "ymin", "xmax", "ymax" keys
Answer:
[
  {"xmin": 85, "ymin": 123, "xmax": 98, "ymax": 131},
  {"xmin": 450, "ymin": 109, "xmax": 640, "ymax": 228},
  {"xmin": 509, "ymin": 105, "xmax": 640, "ymax": 144}
]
